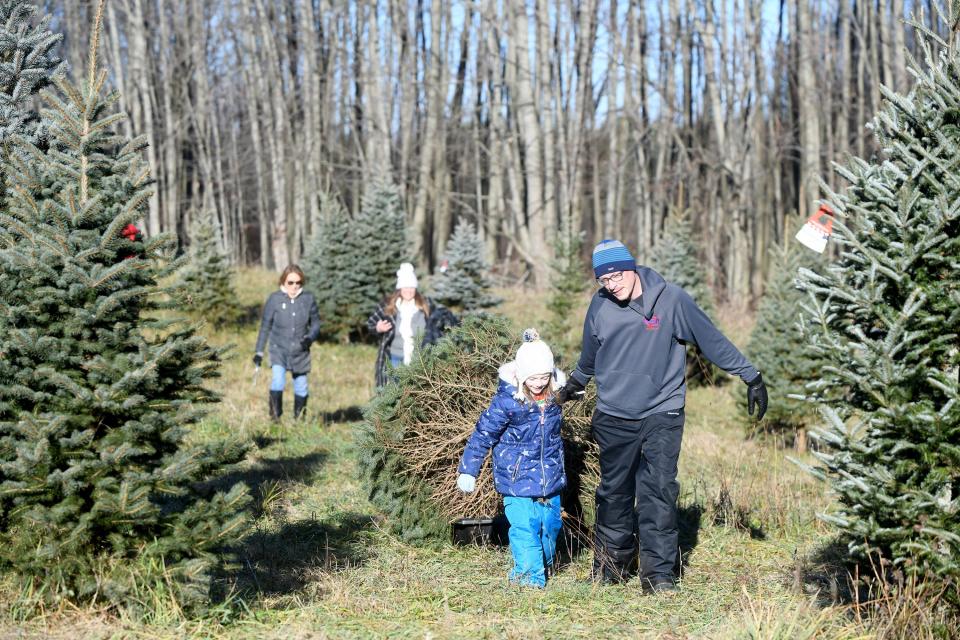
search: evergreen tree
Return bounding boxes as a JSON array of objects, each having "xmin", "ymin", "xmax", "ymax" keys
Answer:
[
  {"xmin": 545, "ymin": 231, "xmax": 589, "ymax": 365},
  {"xmin": 648, "ymin": 211, "xmax": 714, "ymax": 315},
  {"xmin": 431, "ymin": 219, "xmax": 499, "ymax": 311},
  {"xmin": 0, "ymin": 9, "xmax": 249, "ymax": 611},
  {"xmin": 799, "ymin": 22, "xmax": 960, "ymax": 589},
  {"xmin": 649, "ymin": 211, "xmax": 719, "ymax": 385},
  {"xmin": 302, "ymin": 192, "xmax": 353, "ymax": 341},
  {"xmin": 0, "ymin": 0, "xmax": 62, "ymax": 147},
  {"xmin": 177, "ymin": 209, "xmax": 242, "ymax": 327},
  {"xmin": 746, "ymin": 234, "xmax": 825, "ymax": 436},
  {"xmin": 341, "ymin": 178, "xmax": 408, "ymax": 335}
]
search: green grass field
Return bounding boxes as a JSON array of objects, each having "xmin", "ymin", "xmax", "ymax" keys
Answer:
[{"xmin": 0, "ymin": 269, "xmax": 896, "ymax": 639}]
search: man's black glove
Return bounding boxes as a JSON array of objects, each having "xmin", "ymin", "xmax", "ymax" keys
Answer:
[
  {"xmin": 556, "ymin": 376, "xmax": 586, "ymax": 405},
  {"xmin": 253, "ymin": 353, "xmax": 263, "ymax": 367},
  {"xmin": 746, "ymin": 373, "xmax": 768, "ymax": 420}
]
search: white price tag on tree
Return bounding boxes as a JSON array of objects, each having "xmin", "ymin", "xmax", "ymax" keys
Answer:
[{"xmin": 795, "ymin": 204, "xmax": 834, "ymax": 253}]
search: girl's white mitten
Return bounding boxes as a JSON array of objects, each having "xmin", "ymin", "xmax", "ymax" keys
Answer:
[{"xmin": 456, "ymin": 473, "xmax": 476, "ymax": 493}]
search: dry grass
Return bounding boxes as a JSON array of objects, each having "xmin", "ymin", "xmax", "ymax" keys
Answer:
[{"xmin": 0, "ymin": 268, "xmax": 946, "ymax": 639}]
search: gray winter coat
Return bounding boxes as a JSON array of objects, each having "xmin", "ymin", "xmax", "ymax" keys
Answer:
[
  {"xmin": 571, "ymin": 266, "xmax": 759, "ymax": 419},
  {"xmin": 255, "ymin": 290, "xmax": 321, "ymax": 373}
]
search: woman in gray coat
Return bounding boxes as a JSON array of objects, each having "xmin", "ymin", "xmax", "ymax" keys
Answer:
[{"xmin": 253, "ymin": 265, "xmax": 321, "ymax": 420}]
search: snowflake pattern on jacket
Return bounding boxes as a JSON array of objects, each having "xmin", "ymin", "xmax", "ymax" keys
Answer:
[{"xmin": 459, "ymin": 362, "xmax": 567, "ymax": 498}]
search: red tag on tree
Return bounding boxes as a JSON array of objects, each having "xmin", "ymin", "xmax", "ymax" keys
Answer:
[{"xmin": 795, "ymin": 204, "xmax": 834, "ymax": 253}]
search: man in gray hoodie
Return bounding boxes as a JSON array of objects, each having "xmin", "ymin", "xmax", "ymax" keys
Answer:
[{"xmin": 557, "ymin": 239, "xmax": 767, "ymax": 593}]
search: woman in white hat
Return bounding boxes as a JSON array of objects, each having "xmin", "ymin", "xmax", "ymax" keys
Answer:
[{"xmin": 366, "ymin": 262, "xmax": 457, "ymax": 387}]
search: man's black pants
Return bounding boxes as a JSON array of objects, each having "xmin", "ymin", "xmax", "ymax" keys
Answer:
[{"xmin": 592, "ymin": 407, "xmax": 684, "ymax": 582}]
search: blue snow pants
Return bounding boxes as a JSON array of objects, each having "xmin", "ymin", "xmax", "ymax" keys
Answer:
[{"xmin": 503, "ymin": 494, "xmax": 563, "ymax": 588}]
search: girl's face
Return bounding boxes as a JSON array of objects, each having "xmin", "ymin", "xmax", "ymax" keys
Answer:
[
  {"xmin": 399, "ymin": 287, "xmax": 417, "ymax": 301},
  {"xmin": 524, "ymin": 373, "xmax": 551, "ymax": 395}
]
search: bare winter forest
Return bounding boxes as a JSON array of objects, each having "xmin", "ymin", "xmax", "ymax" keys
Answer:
[{"xmin": 42, "ymin": 0, "xmax": 945, "ymax": 297}]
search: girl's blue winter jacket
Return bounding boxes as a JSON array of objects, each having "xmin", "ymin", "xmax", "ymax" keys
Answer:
[{"xmin": 459, "ymin": 362, "xmax": 567, "ymax": 498}]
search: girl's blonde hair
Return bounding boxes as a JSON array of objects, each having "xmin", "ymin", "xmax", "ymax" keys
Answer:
[{"xmin": 383, "ymin": 290, "xmax": 430, "ymax": 318}]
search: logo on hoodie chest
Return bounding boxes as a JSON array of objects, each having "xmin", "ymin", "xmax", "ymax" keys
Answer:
[{"xmin": 643, "ymin": 314, "xmax": 661, "ymax": 331}]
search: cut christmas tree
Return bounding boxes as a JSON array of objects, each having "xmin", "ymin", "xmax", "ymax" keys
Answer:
[{"xmin": 357, "ymin": 315, "xmax": 599, "ymax": 543}]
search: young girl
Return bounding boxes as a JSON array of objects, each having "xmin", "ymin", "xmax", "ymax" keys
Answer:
[{"xmin": 457, "ymin": 329, "xmax": 567, "ymax": 588}]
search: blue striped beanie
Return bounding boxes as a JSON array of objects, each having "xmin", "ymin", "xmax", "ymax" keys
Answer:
[{"xmin": 592, "ymin": 239, "xmax": 636, "ymax": 278}]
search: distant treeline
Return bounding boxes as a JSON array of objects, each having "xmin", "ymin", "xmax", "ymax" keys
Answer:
[{"xmin": 42, "ymin": 0, "xmax": 946, "ymax": 297}]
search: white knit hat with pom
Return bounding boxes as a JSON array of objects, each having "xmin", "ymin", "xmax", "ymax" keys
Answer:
[
  {"xmin": 515, "ymin": 328, "xmax": 554, "ymax": 385},
  {"xmin": 395, "ymin": 262, "xmax": 419, "ymax": 289}
]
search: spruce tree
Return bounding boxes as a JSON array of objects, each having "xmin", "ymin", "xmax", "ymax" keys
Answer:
[
  {"xmin": 545, "ymin": 231, "xmax": 589, "ymax": 365},
  {"xmin": 177, "ymin": 209, "xmax": 242, "ymax": 327},
  {"xmin": 798, "ymin": 21, "xmax": 960, "ymax": 588},
  {"xmin": 341, "ymin": 178, "xmax": 408, "ymax": 335},
  {"xmin": 649, "ymin": 211, "xmax": 714, "ymax": 313},
  {"xmin": 0, "ymin": 0, "xmax": 62, "ymax": 147},
  {"xmin": 302, "ymin": 192, "xmax": 353, "ymax": 341},
  {"xmin": 431, "ymin": 219, "xmax": 499, "ymax": 311},
  {"xmin": 746, "ymin": 234, "xmax": 825, "ymax": 436},
  {"xmin": 649, "ymin": 211, "xmax": 718, "ymax": 384},
  {"xmin": 0, "ymin": 7, "xmax": 249, "ymax": 611}
]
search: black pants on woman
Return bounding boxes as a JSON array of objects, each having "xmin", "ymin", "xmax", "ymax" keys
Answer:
[{"xmin": 591, "ymin": 407, "xmax": 685, "ymax": 585}]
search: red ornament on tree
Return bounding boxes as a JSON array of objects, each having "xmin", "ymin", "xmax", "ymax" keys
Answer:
[{"xmin": 121, "ymin": 223, "xmax": 141, "ymax": 243}]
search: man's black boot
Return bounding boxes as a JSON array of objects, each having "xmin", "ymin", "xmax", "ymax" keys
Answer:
[
  {"xmin": 293, "ymin": 395, "xmax": 308, "ymax": 419},
  {"xmin": 590, "ymin": 554, "xmax": 630, "ymax": 585},
  {"xmin": 269, "ymin": 390, "xmax": 283, "ymax": 421},
  {"xmin": 641, "ymin": 574, "xmax": 678, "ymax": 594}
]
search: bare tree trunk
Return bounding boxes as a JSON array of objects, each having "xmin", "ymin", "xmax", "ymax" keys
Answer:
[
  {"xmin": 838, "ymin": 0, "xmax": 851, "ymax": 156},
  {"xmin": 300, "ymin": 0, "xmax": 322, "ymax": 235},
  {"xmin": 878, "ymin": 0, "xmax": 893, "ymax": 89},
  {"xmin": 603, "ymin": 3, "xmax": 622, "ymax": 240},
  {"xmin": 535, "ymin": 0, "xmax": 558, "ymax": 247},
  {"xmin": 238, "ymin": 0, "xmax": 272, "ymax": 267},
  {"xmin": 432, "ymin": 0, "xmax": 457, "ymax": 260},
  {"xmin": 123, "ymin": 0, "xmax": 162, "ymax": 236},
  {"xmin": 568, "ymin": 0, "xmax": 598, "ymax": 244},
  {"xmin": 480, "ymin": 0, "xmax": 505, "ymax": 264},
  {"xmin": 253, "ymin": 0, "xmax": 291, "ymax": 267},
  {"xmin": 507, "ymin": 0, "xmax": 549, "ymax": 284},
  {"xmin": 702, "ymin": 0, "xmax": 729, "ymax": 291},
  {"xmin": 627, "ymin": 0, "xmax": 652, "ymax": 262},
  {"xmin": 796, "ymin": 0, "xmax": 822, "ymax": 216},
  {"xmin": 363, "ymin": 0, "xmax": 392, "ymax": 179},
  {"xmin": 890, "ymin": 0, "xmax": 906, "ymax": 92},
  {"xmin": 410, "ymin": 0, "xmax": 444, "ymax": 265}
]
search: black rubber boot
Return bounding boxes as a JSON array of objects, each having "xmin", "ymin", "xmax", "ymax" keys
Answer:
[
  {"xmin": 642, "ymin": 574, "xmax": 679, "ymax": 595},
  {"xmin": 590, "ymin": 546, "xmax": 633, "ymax": 585},
  {"xmin": 269, "ymin": 390, "xmax": 283, "ymax": 421},
  {"xmin": 294, "ymin": 395, "xmax": 308, "ymax": 419}
]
